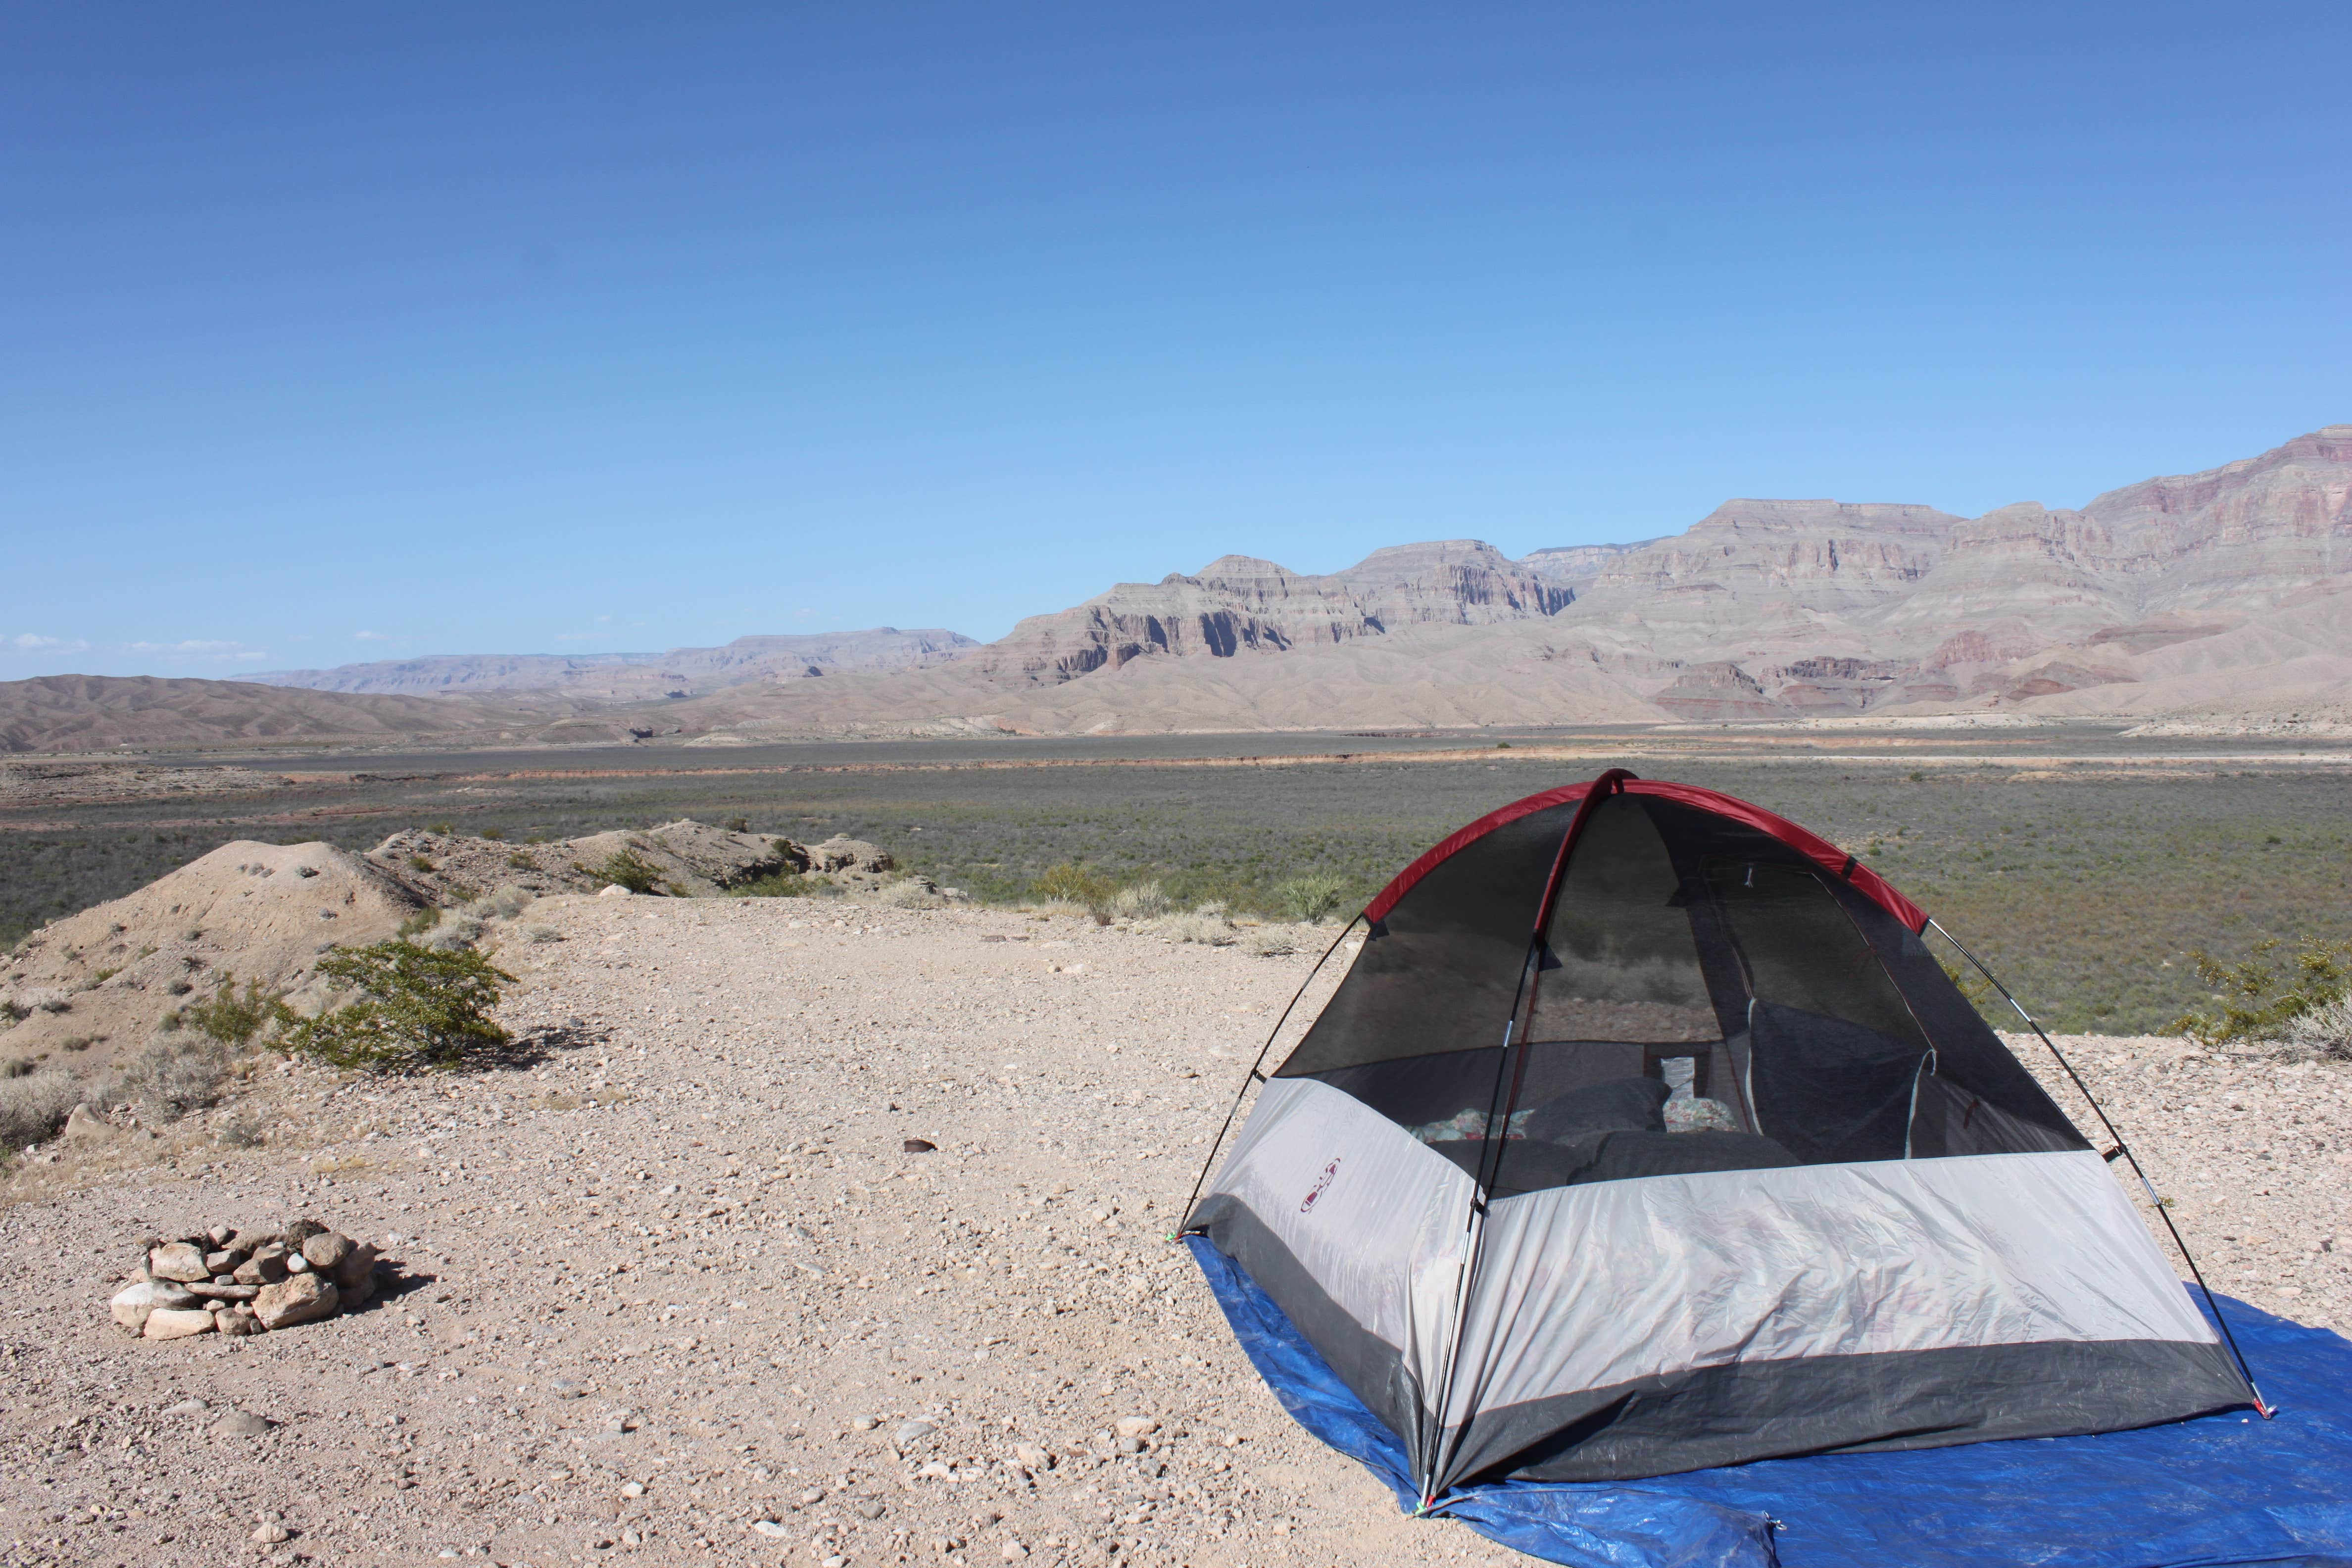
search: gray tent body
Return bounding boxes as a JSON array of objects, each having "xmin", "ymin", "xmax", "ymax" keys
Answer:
[{"xmin": 1186, "ymin": 776, "xmax": 2249, "ymax": 1498}]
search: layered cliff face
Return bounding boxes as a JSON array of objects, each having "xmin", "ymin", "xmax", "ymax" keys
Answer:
[
  {"xmin": 598, "ymin": 425, "xmax": 2352, "ymax": 736},
  {"xmin": 965, "ymin": 539, "xmax": 1575, "ymax": 685}
]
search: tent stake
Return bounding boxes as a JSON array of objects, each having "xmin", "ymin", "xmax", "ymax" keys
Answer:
[
  {"xmin": 1171, "ymin": 916, "xmax": 1365, "ymax": 1240},
  {"xmin": 1926, "ymin": 918, "xmax": 2274, "ymax": 1418}
]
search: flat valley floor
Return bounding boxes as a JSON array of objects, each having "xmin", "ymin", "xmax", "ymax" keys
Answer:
[{"xmin": 3, "ymin": 893, "xmax": 2349, "ymax": 1568}]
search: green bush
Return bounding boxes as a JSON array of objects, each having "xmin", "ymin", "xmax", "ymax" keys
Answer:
[
  {"xmin": 1276, "ymin": 872, "xmax": 1351, "ymax": 923},
  {"xmin": 480, "ymin": 826, "xmax": 505, "ymax": 842},
  {"xmin": 1030, "ymin": 862, "xmax": 1114, "ymax": 910},
  {"xmin": 183, "ymin": 974, "xmax": 291, "ymax": 1049},
  {"xmin": 280, "ymin": 941, "xmax": 516, "ymax": 1072},
  {"xmin": 2173, "ymin": 938, "xmax": 2352, "ymax": 1047},
  {"xmin": 733, "ymin": 870, "xmax": 824, "ymax": 898},
  {"xmin": 587, "ymin": 848, "xmax": 666, "ymax": 895}
]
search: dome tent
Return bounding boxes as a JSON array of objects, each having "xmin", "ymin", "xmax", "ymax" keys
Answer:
[{"xmin": 1181, "ymin": 770, "xmax": 2257, "ymax": 1505}]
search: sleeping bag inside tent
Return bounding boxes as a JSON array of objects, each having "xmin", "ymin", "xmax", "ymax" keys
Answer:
[{"xmin": 1181, "ymin": 770, "xmax": 2254, "ymax": 1503}]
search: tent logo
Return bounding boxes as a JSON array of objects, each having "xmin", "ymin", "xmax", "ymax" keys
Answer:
[{"xmin": 1300, "ymin": 1158, "xmax": 1342, "ymax": 1213}]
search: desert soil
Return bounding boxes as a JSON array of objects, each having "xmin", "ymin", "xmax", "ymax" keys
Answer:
[{"xmin": 2, "ymin": 895, "xmax": 2348, "ymax": 1568}]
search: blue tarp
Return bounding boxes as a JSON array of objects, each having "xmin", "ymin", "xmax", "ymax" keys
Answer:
[{"xmin": 1186, "ymin": 1236, "xmax": 2352, "ymax": 1568}]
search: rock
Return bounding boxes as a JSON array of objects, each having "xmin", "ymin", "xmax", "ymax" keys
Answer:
[
  {"xmin": 217, "ymin": 1311, "xmax": 264, "ymax": 1337},
  {"xmin": 111, "ymin": 1279, "xmax": 197, "ymax": 1333},
  {"xmin": 800, "ymin": 1488, "xmax": 826, "ymax": 1505},
  {"xmin": 895, "ymin": 1418, "xmax": 937, "ymax": 1449},
  {"xmin": 253, "ymin": 1272, "xmax": 340, "ymax": 1329},
  {"xmin": 234, "ymin": 1245, "xmax": 289, "ymax": 1285},
  {"xmin": 598, "ymin": 884, "xmax": 632, "ymax": 898},
  {"xmin": 855, "ymin": 1500, "xmax": 886, "ymax": 1520},
  {"xmin": 750, "ymin": 1521, "xmax": 790, "ymax": 1540},
  {"xmin": 207, "ymin": 1224, "xmax": 237, "ymax": 1246},
  {"xmin": 806, "ymin": 835, "xmax": 894, "ymax": 876},
  {"xmin": 339, "ymin": 1266, "xmax": 378, "ymax": 1310},
  {"xmin": 903, "ymin": 1138, "xmax": 937, "ymax": 1154},
  {"xmin": 1002, "ymin": 1542, "xmax": 1030, "ymax": 1562},
  {"xmin": 163, "ymin": 1398, "xmax": 208, "ymax": 1417},
  {"xmin": 621, "ymin": 1481, "xmax": 645, "ymax": 1498},
  {"xmin": 331, "ymin": 1240, "xmax": 378, "ymax": 1289},
  {"xmin": 1114, "ymin": 1417, "xmax": 1159, "ymax": 1439},
  {"xmin": 850, "ymin": 1416, "xmax": 879, "ymax": 1431},
  {"xmin": 143, "ymin": 1308, "xmax": 216, "ymax": 1340},
  {"xmin": 251, "ymin": 1523, "xmax": 291, "ymax": 1544},
  {"xmin": 285, "ymin": 1253, "xmax": 312, "ymax": 1274},
  {"xmin": 147, "ymin": 1242, "xmax": 212, "ymax": 1283},
  {"xmin": 186, "ymin": 1281, "xmax": 260, "ymax": 1301},
  {"xmin": 214, "ymin": 1410, "xmax": 271, "ymax": 1437},
  {"xmin": 1012, "ymin": 1443, "xmax": 1050, "ymax": 1472},
  {"xmin": 204, "ymin": 1248, "xmax": 245, "ymax": 1274},
  {"xmin": 301, "ymin": 1232, "xmax": 354, "ymax": 1270},
  {"xmin": 61, "ymin": 1103, "xmax": 119, "ymax": 1141},
  {"xmin": 283, "ymin": 1217, "xmax": 325, "ymax": 1246}
]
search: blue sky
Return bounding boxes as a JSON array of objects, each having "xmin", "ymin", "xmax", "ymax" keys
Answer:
[{"xmin": 3, "ymin": 2, "xmax": 2346, "ymax": 677}]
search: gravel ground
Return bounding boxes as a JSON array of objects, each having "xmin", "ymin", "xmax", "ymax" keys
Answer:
[{"xmin": 2, "ymin": 894, "xmax": 2346, "ymax": 1568}]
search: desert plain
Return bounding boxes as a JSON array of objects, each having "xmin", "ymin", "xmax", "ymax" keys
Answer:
[{"xmin": 5, "ymin": 729, "xmax": 2352, "ymax": 1568}]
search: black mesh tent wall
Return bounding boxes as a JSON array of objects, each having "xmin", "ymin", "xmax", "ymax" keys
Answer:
[{"xmin": 1186, "ymin": 771, "xmax": 2252, "ymax": 1498}]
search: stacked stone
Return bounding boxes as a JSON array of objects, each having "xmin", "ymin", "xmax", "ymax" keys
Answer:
[{"xmin": 108, "ymin": 1217, "xmax": 381, "ymax": 1340}]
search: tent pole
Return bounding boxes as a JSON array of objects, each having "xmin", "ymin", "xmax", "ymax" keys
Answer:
[
  {"xmin": 1171, "ymin": 916, "xmax": 1365, "ymax": 1239},
  {"xmin": 1419, "ymin": 770, "xmax": 1639, "ymax": 1505},
  {"xmin": 1926, "ymin": 917, "xmax": 2274, "ymax": 1418}
]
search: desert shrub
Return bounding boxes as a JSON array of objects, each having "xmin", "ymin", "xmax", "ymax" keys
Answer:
[
  {"xmin": 118, "ymin": 1037, "xmax": 230, "ymax": 1122},
  {"xmin": 1110, "ymin": 881, "xmax": 1171, "ymax": 920},
  {"xmin": 0, "ymin": 1069, "xmax": 86, "ymax": 1151},
  {"xmin": 2282, "ymin": 993, "xmax": 2352, "ymax": 1058},
  {"xmin": 183, "ymin": 975, "xmax": 290, "ymax": 1049},
  {"xmin": 734, "ymin": 870, "xmax": 825, "ymax": 898},
  {"xmin": 875, "ymin": 876, "xmax": 943, "ymax": 908},
  {"xmin": 58, "ymin": 1034, "xmax": 101, "ymax": 1052},
  {"xmin": 37, "ymin": 997, "xmax": 70, "ymax": 1015},
  {"xmin": 422, "ymin": 915, "xmax": 488, "ymax": 952},
  {"xmin": 92, "ymin": 966, "xmax": 118, "ymax": 983},
  {"xmin": 727, "ymin": 816, "xmax": 750, "ymax": 833},
  {"xmin": 1161, "ymin": 904, "xmax": 1237, "ymax": 946},
  {"xmin": 408, "ymin": 855, "xmax": 437, "ymax": 874},
  {"xmin": 1276, "ymin": 872, "xmax": 1351, "ymax": 924},
  {"xmin": 487, "ymin": 885, "xmax": 534, "ymax": 920},
  {"xmin": 399, "ymin": 907, "xmax": 443, "ymax": 938},
  {"xmin": 1248, "ymin": 929, "xmax": 1298, "ymax": 957},
  {"xmin": 427, "ymin": 822, "xmax": 452, "ymax": 834},
  {"xmin": 588, "ymin": 848, "xmax": 666, "ymax": 895},
  {"xmin": 2173, "ymin": 938, "xmax": 2352, "ymax": 1048},
  {"xmin": 217, "ymin": 1111, "xmax": 266, "ymax": 1147},
  {"xmin": 506, "ymin": 850, "xmax": 535, "ymax": 869},
  {"xmin": 1, "ymin": 1000, "xmax": 26, "ymax": 1025},
  {"xmin": 480, "ymin": 826, "xmax": 505, "ymax": 841},
  {"xmin": 1030, "ymin": 862, "xmax": 1114, "ymax": 911},
  {"xmin": 526, "ymin": 925, "xmax": 561, "ymax": 944},
  {"xmin": 279, "ymin": 940, "xmax": 515, "ymax": 1073},
  {"xmin": 3, "ymin": 1058, "xmax": 32, "ymax": 1078}
]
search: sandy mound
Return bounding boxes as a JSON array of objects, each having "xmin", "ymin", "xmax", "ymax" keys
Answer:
[{"xmin": 0, "ymin": 841, "xmax": 423, "ymax": 1076}]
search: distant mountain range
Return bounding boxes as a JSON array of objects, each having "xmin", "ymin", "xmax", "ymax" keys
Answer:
[
  {"xmin": 5, "ymin": 426, "xmax": 2348, "ymax": 751},
  {"xmin": 252, "ymin": 628, "xmax": 978, "ymax": 699}
]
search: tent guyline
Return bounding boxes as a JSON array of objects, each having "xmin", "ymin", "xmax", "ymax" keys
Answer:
[
  {"xmin": 1924, "ymin": 916, "xmax": 2271, "ymax": 1418},
  {"xmin": 1176, "ymin": 769, "xmax": 2267, "ymax": 1498}
]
